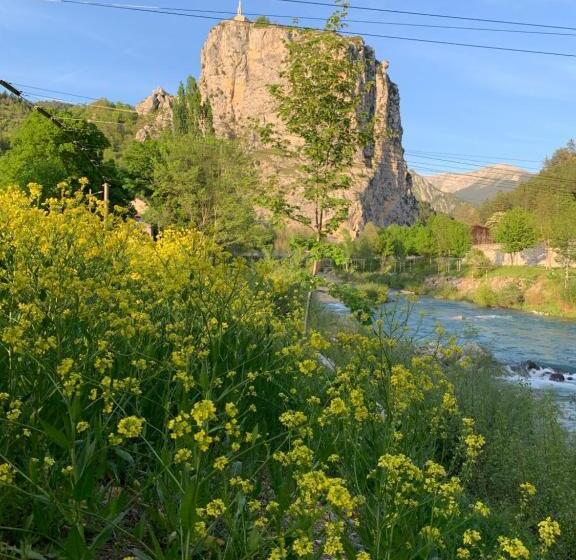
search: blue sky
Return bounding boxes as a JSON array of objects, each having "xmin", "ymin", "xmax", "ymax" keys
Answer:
[{"xmin": 1, "ymin": 0, "xmax": 576, "ymax": 174}]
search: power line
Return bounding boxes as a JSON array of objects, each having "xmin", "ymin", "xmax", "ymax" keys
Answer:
[
  {"xmin": 275, "ymin": 0, "xmax": 576, "ymax": 32},
  {"xmin": 21, "ymin": 90, "xmax": 140, "ymax": 115},
  {"xmin": 127, "ymin": 7, "xmax": 576, "ymax": 38},
  {"xmin": 408, "ymin": 153, "xmax": 576, "ymax": 187},
  {"xmin": 42, "ymin": 0, "xmax": 576, "ymax": 59},
  {"xmin": 407, "ymin": 153, "xmax": 542, "ymax": 173},
  {"xmin": 411, "ymin": 165, "xmax": 574, "ymax": 197},
  {"xmin": 0, "ymin": 79, "xmax": 111, "ymax": 183},
  {"xmin": 406, "ymin": 149, "xmax": 544, "ymax": 165}
]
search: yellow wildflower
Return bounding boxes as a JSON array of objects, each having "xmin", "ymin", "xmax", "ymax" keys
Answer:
[
  {"xmin": 205, "ymin": 498, "xmax": 226, "ymax": 517},
  {"xmin": 191, "ymin": 400, "xmax": 216, "ymax": 425},
  {"xmin": 472, "ymin": 500, "xmax": 490, "ymax": 517},
  {"xmin": 117, "ymin": 416, "xmax": 144, "ymax": 439},
  {"xmin": 225, "ymin": 402, "xmax": 238, "ymax": 417},
  {"xmin": 0, "ymin": 463, "xmax": 15, "ymax": 484},
  {"xmin": 498, "ymin": 536, "xmax": 530, "ymax": 559},
  {"xmin": 292, "ymin": 535, "xmax": 313, "ymax": 557},
  {"xmin": 538, "ymin": 517, "xmax": 561, "ymax": 550},
  {"xmin": 76, "ymin": 421, "xmax": 89, "ymax": 433},
  {"xmin": 213, "ymin": 456, "xmax": 229, "ymax": 471},
  {"xmin": 194, "ymin": 429, "xmax": 213, "ymax": 452}
]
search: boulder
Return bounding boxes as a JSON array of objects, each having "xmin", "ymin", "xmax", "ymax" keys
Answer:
[{"xmin": 549, "ymin": 372, "xmax": 566, "ymax": 383}]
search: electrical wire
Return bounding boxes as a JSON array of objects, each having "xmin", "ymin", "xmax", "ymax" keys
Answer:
[
  {"xmin": 275, "ymin": 0, "xmax": 576, "ymax": 32},
  {"xmin": 110, "ymin": 6, "xmax": 576, "ymax": 38},
  {"xmin": 42, "ymin": 0, "xmax": 576, "ymax": 59}
]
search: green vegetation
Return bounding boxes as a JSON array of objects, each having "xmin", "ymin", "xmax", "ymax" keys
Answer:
[
  {"xmin": 172, "ymin": 77, "xmax": 213, "ymax": 137},
  {"xmin": 493, "ymin": 209, "xmax": 538, "ymax": 265},
  {"xmin": 145, "ymin": 133, "xmax": 272, "ymax": 251},
  {"xmin": 0, "ymin": 111, "xmax": 116, "ymax": 198},
  {"xmin": 343, "ymin": 216, "xmax": 472, "ymax": 262},
  {"xmin": 0, "ymin": 188, "xmax": 571, "ymax": 560}
]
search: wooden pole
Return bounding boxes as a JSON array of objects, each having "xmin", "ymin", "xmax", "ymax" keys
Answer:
[{"xmin": 103, "ymin": 182, "xmax": 110, "ymax": 219}]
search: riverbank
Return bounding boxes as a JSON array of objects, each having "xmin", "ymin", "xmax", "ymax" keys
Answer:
[
  {"xmin": 341, "ymin": 266, "xmax": 576, "ymax": 319},
  {"xmin": 311, "ymin": 291, "xmax": 576, "ymax": 558}
]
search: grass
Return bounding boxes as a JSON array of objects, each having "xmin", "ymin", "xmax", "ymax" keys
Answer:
[{"xmin": 0, "ymin": 188, "xmax": 572, "ymax": 559}]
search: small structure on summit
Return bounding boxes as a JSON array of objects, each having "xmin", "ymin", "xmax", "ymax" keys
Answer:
[{"xmin": 233, "ymin": 0, "xmax": 248, "ymax": 22}]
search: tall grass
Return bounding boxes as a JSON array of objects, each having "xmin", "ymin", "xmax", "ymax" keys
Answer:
[{"xmin": 0, "ymin": 186, "xmax": 568, "ymax": 559}]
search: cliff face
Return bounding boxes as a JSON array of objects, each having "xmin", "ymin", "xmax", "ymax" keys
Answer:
[
  {"xmin": 410, "ymin": 171, "xmax": 460, "ymax": 215},
  {"xmin": 200, "ymin": 20, "xmax": 418, "ymax": 236},
  {"xmin": 135, "ymin": 88, "xmax": 174, "ymax": 141}
]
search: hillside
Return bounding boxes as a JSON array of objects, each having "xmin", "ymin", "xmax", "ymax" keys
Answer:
[{"xmin": 426, "ymin": 163, "xmax": 534, "ymax": 206}]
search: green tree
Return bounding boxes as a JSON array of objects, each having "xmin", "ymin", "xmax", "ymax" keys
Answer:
[
  {"xmin": 120, "ymin": 139, "xmax": 161, "ymax": 199},
  {"xmin": 549, "ymin": 203, "xmax": 576, "ymax": 289},
  {"xmin": 263, "ymin": 2, "xmax": 370, "ymax": 253},
  {"xmin": 262, "ymin": 2, "xmax": 371, "ymax": 331},
  {"xmin": 378, "ymin": 225, "xmax": 411, "ymax": 259},
  {"xmin": 147, "ymin": 134, "xmax": 270, "ymax": 251},
  {"xmin": 428, "ymin": 214, "xmax": 471, "ymax": 258},
  {"xmin": 0, "ymin": 111, "xmax": 113, "ymax": 197},
  {"xmin": 494, "ymin": 208, "xmax": 538, "ymax": 265},
  {"xmin": 172, "ymin": 76, "xmax": 213, "ymax": 137}
]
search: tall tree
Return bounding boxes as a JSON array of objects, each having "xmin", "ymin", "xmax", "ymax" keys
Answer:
[
  {"xmin": 494, "ymin": 208, "xmax": 538, "ymax": 265},
  {"xmin": 263, "ymin": 2, "xmax": 370, "ymax": 249},
  {"xmin": 172, "ymin": 77, "xmax": 213, "ymax": 137},
  {"xmin": 146, "ymin": 134, "xmax": 271, "ymax": 251},
  {"xmin": 262, "ymin": 1, "xmax": 371, "ymax": 330}
]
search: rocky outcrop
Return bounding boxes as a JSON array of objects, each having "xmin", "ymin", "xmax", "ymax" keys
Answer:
[
  {"xmin": 199, "ymin": 20, "xmax": 418, "ymax": 236},
  {"xmin": 410, "ymin": 171, "xmax": 460, "ymax": 215},
  {"xmin": 135, "ymin": 87, "xmax": 174, "ymax": 141}
]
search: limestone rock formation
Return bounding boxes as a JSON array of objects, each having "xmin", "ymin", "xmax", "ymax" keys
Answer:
[
  {"xmin": 199, "ymin": 19, "xmax": 418, "ymax": 236},
  {"xmin": 135, "ymin": 87, "xmax": 174, "ymax": 141},
  {"xmin": 410, "ymin": 171, "xmax": 460, "ymax": 215}
]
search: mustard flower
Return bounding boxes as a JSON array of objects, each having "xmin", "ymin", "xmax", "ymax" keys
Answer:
[
  {"xmin": 194, "ymin": 429, "xmax": 213, "ymax": 452},
  {"xmin": 205, "ymin": 498, "xmax": 226, "ymax": 517},
  {"xmin": 117, "ymin": 416, "xmax": 145, "ymax": 439},
  {"xmin": 472, "ymin": 500, "xmax": 491, "ymax": 517},
  {"xmin": 292, "ymin": 535, "xmax": 313, "ymax": 557},
  {"xmin": 0, "ymin": 463, "xmax": 15, "ymax": 484},
  {"xmin": 497, "ymin": 536, "xmax": 530, "ymax": 559},
  {"xmin": 519, "ymin": 482, "xmax": 537, "ymax": 497},
  {"xmin": 225, "ymin": 402, "xmax": 238, "ymax": 418},
  {"xmin": 538, "ymin": 517, "xmax": 561, "ymax": 550},
  {"xmin": 213, "ymin": 456, "xmax": 229, "ymax": 471},
  {"xmin": 191, "ymin": 400, "xmax": 216, "ymax": 425},
  {"xmin": 76, "ymin": 421, "xmax": 89, "ymax": 433}
]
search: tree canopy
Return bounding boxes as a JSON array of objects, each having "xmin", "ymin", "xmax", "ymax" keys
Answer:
[{"xmin": 144, "ymin": 133, "xmax": 271, "ymax": 252}]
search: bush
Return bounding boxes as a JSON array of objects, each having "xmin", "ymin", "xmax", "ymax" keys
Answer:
[
  {"xmin": 466, "ymin": 248, "xmax": 494, "ymax": 279},
  {"xmin": 472, "ymin": 284, "xmax": 498, "ymax": 307}
]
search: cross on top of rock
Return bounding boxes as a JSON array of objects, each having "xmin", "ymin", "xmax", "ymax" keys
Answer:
[{"xmin": 234, "ymin": 0, "xmax": 248, "ymax": 22}]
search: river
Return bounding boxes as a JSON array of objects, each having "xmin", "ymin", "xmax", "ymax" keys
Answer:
[{"xmin": 323, "ymin": 293, "xmax": 576, "ymax": 428}]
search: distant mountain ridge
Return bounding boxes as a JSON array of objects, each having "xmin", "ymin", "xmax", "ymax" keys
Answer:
[
  {"xmin": 410, "ymin": 171, "xmax": 460, "ymax": 214},
  {"xmin": 425, "ymin": 163, "xmax": 534, "ymax": 206}
]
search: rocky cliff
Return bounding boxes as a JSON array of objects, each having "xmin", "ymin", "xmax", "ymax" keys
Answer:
[
  {"xmin": 410, "ymin": 171, "xmax": 460, "ymax": 215},
  {"xmin": 135, "ymin": 87, "xmax": 174, "ymax": 141},
  {"xmin": 199, "ymin": 19, "xmax": 418, "ymax": 236}
]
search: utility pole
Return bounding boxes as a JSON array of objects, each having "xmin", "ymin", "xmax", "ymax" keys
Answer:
[{"xmin": 103, "ymin": 182, "xmax": 110, "ymax": 219}]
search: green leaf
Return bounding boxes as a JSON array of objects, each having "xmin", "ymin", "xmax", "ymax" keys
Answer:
[
  {"xmin": 62, "ymin": 526, "xmax": 93, "ymax": 560},
  {"xmin": 40, "ymin": 420, "xmax": 70, "ymax": 450}
]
